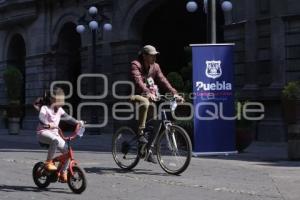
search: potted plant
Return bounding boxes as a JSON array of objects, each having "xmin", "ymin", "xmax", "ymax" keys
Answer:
[
  {"xmin": 281, "ymin": 81, "xmax": 300, "ymax": 160},
  {"xmin": 3, "ymin": 66, "xmax": 23, "ymax": 134},
  {"xmin": 282, "ymin": 81, "xmax": 300, "ymax": 124}
]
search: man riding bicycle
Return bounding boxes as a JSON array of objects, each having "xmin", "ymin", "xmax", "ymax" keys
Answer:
[{"xmin": 130, "ymin": 45, "xmax": 184, "ymax": 163}]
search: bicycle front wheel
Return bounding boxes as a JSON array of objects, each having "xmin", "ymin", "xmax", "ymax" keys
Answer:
[
  {"xmin": 157, "ymin": 125, "xmax": 192, "ymax": 175},
  {"xmin": 112, "ymin": 126, "xmax": 140, "ymax": 170},
  {"xmin": 67, "ymin": 165, "xmax": 87, "ymax": 194}
]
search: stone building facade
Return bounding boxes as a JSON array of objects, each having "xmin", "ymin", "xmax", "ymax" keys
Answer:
[
  {"xmin": 225, "ymin": 0, "xmax": 300, "ymax": 142},
  {"xmin": 0, "ymin": 0, "xmax": 299, "ymax": 141}
]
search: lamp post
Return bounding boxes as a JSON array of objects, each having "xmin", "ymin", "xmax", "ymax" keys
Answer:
[
  {"xmin": 76, "ymin": 6, "xmax": 112, "ymax": 74},
  {"xmin": 186, "ymin": 0, "xmax": 232, "ymax": 43},
  {"xmin": 75, "ymin": 6, "xmax": 112, "ymax": 129}
]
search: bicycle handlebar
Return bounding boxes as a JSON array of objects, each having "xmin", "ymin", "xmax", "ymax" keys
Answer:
[
  {"xmin": 60, "ymin": 123, "xmax": 81, "ymax": 141},
  {"xmin": 44, "ymin": 123, "xmax": 83, "ymax": 141},
  {"xmin": 157, "ymin": 95, "xmax": 181, "ymax": 102}
]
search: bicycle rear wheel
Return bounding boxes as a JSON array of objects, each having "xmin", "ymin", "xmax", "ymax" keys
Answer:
[
  {"xmin": 112, "ymin": 126, "xmax": 140, "ymax": 170},
  {"xmin": 32, "ymin": 162, "xmax": 51, "ymax": 188},
  {"xmin": 156, "ymin": 125, "xmax": 192, "ymax": 175}
]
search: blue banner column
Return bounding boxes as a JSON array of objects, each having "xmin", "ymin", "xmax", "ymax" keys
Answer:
[{"xmin": 191, "ymin": 44, "xmax": 236, "ymax": 155}]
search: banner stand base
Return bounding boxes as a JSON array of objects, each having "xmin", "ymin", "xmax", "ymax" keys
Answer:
[{"xmin": 192, "ymin": 151, "xmax": 238, "ymax": 157}]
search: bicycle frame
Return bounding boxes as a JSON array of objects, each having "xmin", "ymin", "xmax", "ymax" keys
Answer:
[
  {"xmin": 47, "ymin": 124, "xmax": 83, "ymax": 176},
  {"xmin": 144, "ymin": 102, "xmax": 175, "ymax": 152},
  {"xmin": 113, "ymin": 95, "xmax": 191, "ymax": 175},
  {"xmin": 120, "ymin": 95, "xmax": 180, "ymax": 157},
  {"xmin": 52, "ymin": 140, "xmax": 77, "ymax": 177}
]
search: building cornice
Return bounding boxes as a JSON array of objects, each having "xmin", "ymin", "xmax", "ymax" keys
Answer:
[
  {"xmin": 282, "ymin": 14, "xmax": 300, "ymax": 21},
  {"xmin": 224, "ymin": 20, "xmax": 246, "ymax": 30},
  {"xmin": 0, "ymin": 0, "xmax": 37, "ymax": 28}
]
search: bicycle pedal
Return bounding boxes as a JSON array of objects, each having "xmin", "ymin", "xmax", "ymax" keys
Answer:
[
  {"xmin": 139, "ymin": 150, "xmax": 146, "ymax": 158},
  {"xmin": 58, "ymin": 175, "xmax": 67, "ymax": 183},
  {"xmin": 138, "ymin": 144, "xmax": 146, "ymax": 158},
  {"xmin": 144, "ymin": 150, "xmax": 157, "ymax": 164}
]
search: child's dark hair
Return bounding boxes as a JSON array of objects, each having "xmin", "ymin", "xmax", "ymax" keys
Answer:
[{"xmin": 43, "ymin": 87, "xmax": 65, "ymax": 106}]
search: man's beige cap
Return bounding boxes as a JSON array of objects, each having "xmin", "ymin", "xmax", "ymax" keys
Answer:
[{"xmin": 141, "ymin": 45, "xmax": 160, "ymax": 55}]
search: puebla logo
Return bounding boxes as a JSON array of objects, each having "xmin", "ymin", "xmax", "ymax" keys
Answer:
[
  {"xmin": 205, "ymin": 60, "xmax": 222, "ymax": 79},
  {"xmin": 196, "ymin": 81, "xmax": 232, "ymax": 91},
  {"xmin": 195, "ymin": 60, "xmax": 232, "ymax": 91}
]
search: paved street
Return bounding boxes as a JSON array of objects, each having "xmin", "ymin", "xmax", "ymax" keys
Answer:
[{"xmin": 0, "ymin": 130, "xmax": 299, "ymax": 200}]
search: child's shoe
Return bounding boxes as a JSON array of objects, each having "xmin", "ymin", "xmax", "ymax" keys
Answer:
[
  {"xmin": 45, "ymin": 160, "xmax": 57, "ymax": 171},
  {"xmin": 59, "ymin": 172, "xmax": 68, "ymax": 183}
]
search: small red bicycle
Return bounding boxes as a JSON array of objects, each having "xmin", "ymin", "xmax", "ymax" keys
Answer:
[{"xmin": 32, "ymin": 124, "xmax": 87, "ymax": 194}]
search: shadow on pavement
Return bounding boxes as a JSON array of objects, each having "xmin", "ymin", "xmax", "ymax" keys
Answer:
[
  {"xmin": 84, "ymin": 167, "xmax": 169, "ymax": 176},
  {"xmin": 194, "ymin": 142, "xmax": 300, "ymax": 167},
  {"xmin": 0, "ymin": 184, "xmax": 71, "ymax": 194},
  {"xmin": 200, "ymin": 155, "xmax": 300, "ymax": 167}
]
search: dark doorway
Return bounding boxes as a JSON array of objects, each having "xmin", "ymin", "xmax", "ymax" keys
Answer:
[
  {"xmin": 55, "ymin": 22, "xmax": 82, "ymax": 113},
  {"xmin": 142, "ymin": 1, "xmax": 225, "ymax": 73},
  {"xmin": 7, "ymin": 34, "xmax": 26, "ymax": 106}
]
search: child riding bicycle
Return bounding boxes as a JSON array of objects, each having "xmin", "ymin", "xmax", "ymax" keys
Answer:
[{"xmin": 34, "ymin": 87, "xmax": 83, "ymax": 182}]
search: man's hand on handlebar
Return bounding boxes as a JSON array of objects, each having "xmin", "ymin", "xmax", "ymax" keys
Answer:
[{"xmin": 147, "ymin": 93, "xmax": 158, "ymax": 101}]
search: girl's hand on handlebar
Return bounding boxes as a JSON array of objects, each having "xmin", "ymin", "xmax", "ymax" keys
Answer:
[
  {"xmin": 77, "ymin": 120, "xmax": 85, "ymax": 128},
  {"xmin": 174, "ymin": 94, "xmax": 185, "ymax": 103},
  {"xmin": 44, "ymin": 123, "xmax": 57, "ymax": 129}
]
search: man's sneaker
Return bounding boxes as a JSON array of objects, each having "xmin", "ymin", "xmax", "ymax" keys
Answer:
[
  {"xmin": 138, "ymin": 134, "xmax": 148, "ymax": 144},
  {"xmin": 145, "ymin": 151, "xmax": 157, "ymax": 164}
]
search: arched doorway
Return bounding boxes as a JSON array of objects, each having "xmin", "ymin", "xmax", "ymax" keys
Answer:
[
  {"xmin": 141, "ymin": 1, "xmax": 225, "ymax": 73},
  {"xmin": 55, "ymin": 22, "xmax": 82, "ymax": 112},
  {"xmin": 7, "ymin": 34, "xmax": 26, "ymax": 106}
]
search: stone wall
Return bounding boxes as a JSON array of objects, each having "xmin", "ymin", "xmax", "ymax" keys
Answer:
[{"xmin": 0, "ymin": 0, "xmax": 299, "ymax": 140}]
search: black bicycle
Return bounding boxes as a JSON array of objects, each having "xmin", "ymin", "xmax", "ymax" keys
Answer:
[{"xmin": 112, "ymin": 95, "xmax": 192, "ymax": 175}]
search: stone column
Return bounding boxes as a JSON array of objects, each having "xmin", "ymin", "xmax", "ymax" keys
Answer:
[
  {"xmin": 270, "ymin": 0, "xmax": 286, "ymax": 89},
  {"xmin": 243, "ymin": 0, "xmax": 258, "ymax": 92},
  {"xmin": 110, "ymin": 40, "xmax": 141, "ymax": 131},
  {"xmin": 257, "ymin": 0, "xmax": 287, "ymax": 142}
]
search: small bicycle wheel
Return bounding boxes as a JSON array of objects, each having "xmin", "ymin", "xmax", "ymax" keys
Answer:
[
  {"xmin": 157, "ymin": 125, "xmax": 192, "ymax": 175},
  {"xmin": 67, "ymin": 165, "xmax": 87, "ymax": 194},
  {"xmin": 112, "ymin": 126, "xmax": 140, "ymax": 170},
  {"xmin": 32, "ymin": 162, "xmax": 51, "ymax": 188}
]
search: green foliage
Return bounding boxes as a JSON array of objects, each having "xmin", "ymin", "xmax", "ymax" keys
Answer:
[
  {"xmin": 180, "ymin": 62, "xmax": 192, "ymax": 81},
  {"xmin": 167, "ymin": 72, "xmax": 184, "ymax": 92},
  {"xmin": 3, "ymin": 66, "xmax": 23, "ymax": 103},
  {"xmin": 183, "ymin": 46, "xmax": 192, "ymax": 64},
  {"xmin": 183, "ymin": 80, "xmax": 192, "ymax": 97},
  {"xmin": 180, "ymin": 47, "xmax": 193, "ymax": 96},
  {"xmin": 282, "ymin": 81, "xmax": 300, "ymax": 100},
  {"xmin": 175, "ymin": 119, "xmax": 193, "ymax": 130}
]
